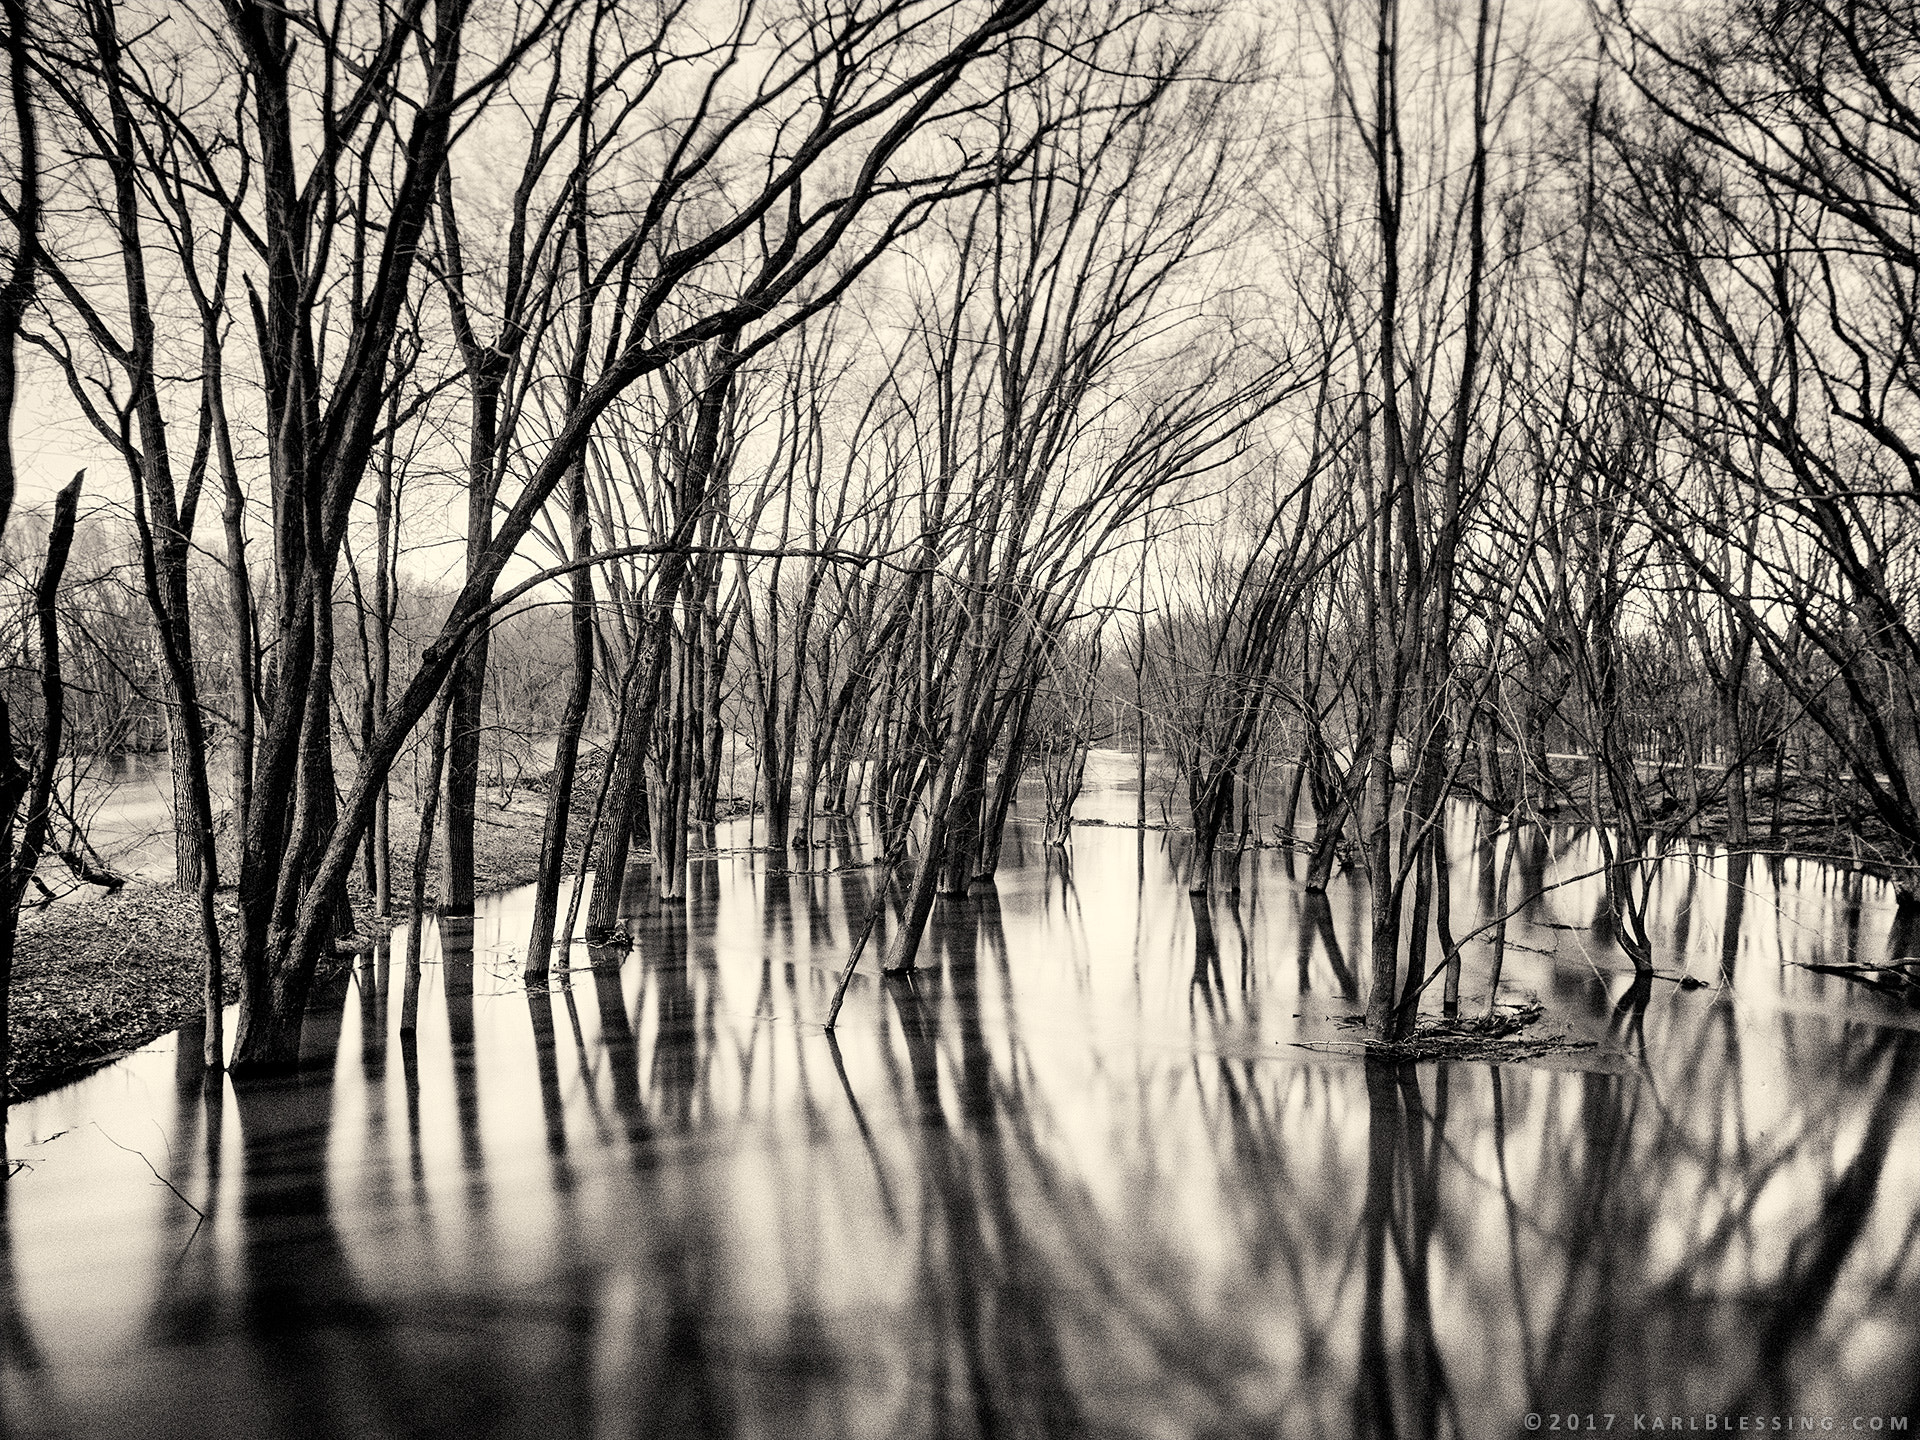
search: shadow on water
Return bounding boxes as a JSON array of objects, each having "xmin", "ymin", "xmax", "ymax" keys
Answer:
[{"xmin": 5, "ymin": 773, "xmax": 1920, "ymax": 1436}]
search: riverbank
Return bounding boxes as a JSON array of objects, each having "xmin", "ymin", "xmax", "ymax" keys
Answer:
[
  {"xmin": 7, "ymin": 885, "xmax": 243, "ymax": 1102},
  {"xmin": 6, "ymin": 777, "xmax": 576, "ymax": 1105},
  {"xmin": 6, "ymin": 746, "xmax": 782, "ymax": 1104}
]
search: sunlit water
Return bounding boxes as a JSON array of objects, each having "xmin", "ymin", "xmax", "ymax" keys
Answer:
[{"xmin": 6, "ymin": 755, "xmax": 1920, "ymax": 1437}]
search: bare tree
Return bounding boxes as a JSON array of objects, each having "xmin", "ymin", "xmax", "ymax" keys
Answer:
[
  {"xmin": 199, "ymin": 0, "xmax": 1181, "ymax": 1070},
  {"xmin": 1598, "ymin": 0, "xmax": 1920, "ymax": 900},
  {"xmin": 0, "ymin": 0, "xmax": 35, "ymax": 542},
  {"xmin": 1313, "ymin": 0, "xmax": 1528, "ymax": 1038},
  {"xmin": 2, "ymin": 474, "xmax": 79, "ymax": 1136},
  {"xmin": 855, "ymin": 47, "xmax": 1295, "ymax": 975}
]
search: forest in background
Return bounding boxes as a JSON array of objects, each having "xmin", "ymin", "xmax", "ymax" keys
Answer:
[{"xmin": 1, "ymin": 0, "xmax": 1917, "ymax": 1109}]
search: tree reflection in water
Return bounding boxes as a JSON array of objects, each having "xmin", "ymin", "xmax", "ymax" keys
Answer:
[{"xmin": 3, "ymin": 799, "xmax": 1919, "ymax": 1438}]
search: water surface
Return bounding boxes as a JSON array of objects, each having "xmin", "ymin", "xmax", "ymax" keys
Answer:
[{"xmin": 5, "ymin": 758, "xmax": 1919, "ymax": 1437}]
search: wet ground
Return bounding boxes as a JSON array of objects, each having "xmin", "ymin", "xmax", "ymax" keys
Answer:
[{"xmin": 4, "ymin": 757, "xmax": 1918, "ymax": 1437}]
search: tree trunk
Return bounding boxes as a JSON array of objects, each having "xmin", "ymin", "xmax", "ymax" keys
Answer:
[
  {"xmin": 646, "ymin": 627, "xmax": 696, "ymax": 902},
  {"xmin": 1436, "ymin": 820, "xmax": 1459, "ymax": 1016},
  {"xmin": 974, "ymin": 686, "xmax": 1033, "ymax": 880},
  {"xmin": 938, "ymin": 739, "xmax": 993, "ymax": 898},
  {"xmin": 1305, "ymin": 728, "xmax": 1367, "ymax": 894},
  {"xmin": 1724, "ymin": 701, "xmax": 1750, "ymax": 849},
  {"xmin": 584, "ymin": 671, "xmax": 653, "ymax": 942},
  {"xmin": 442, "ymin": 368, "xmax": 501, "ymax": 916},
  {"xmin": 1363, "ymin": 764, "xmax": 1406, "ymax": 1039},
  {"xmin": 369, "ymin": 427, "xmax": 394, "ymax": 915},
  {"xmin": 0, "ymin": 714, "xmax": 24, "ymax": 1128},
  {"xmin": 1279, "ymin": 752, "xmax": 1307, "ymax": 843},
  {"xmin": 165, "ymin": 673, "xmax": 203, "ymax": 891},
  {"xmin": 3, "ymin": 479, "xmax": 83, "ymax": 1115},
  {"xmin": 526, "ymin": 458, "xmax": 597, "ymax": 976},
  {"xmin": 1189, "ymin": 765, "xmax": 1233, "ymax": 896},
  {"xmin": 1482, "ymin": 823, "xmax": 1518, "ymax": 1014}
]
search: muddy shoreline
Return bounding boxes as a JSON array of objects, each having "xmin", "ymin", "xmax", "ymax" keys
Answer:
[{"xmin": 6, "ymin": 786, "xmax": 566, "ymax": 1105}]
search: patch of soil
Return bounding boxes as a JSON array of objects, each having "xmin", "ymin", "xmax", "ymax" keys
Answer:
[
  {"xmin": 8, "ymin": 885, "xmax": 242, "ymax": 1103},
  {"xmin": 12, "ymin": 777, "xmax": 569, "ymax": 1107}
]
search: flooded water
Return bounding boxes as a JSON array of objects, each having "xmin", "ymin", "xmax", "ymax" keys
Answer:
[
  {"xmin": 5, "ymin": 755, "xmax": 1920, "ymax": 1437},
  {"xmin": 50, "ymin": 751, "xmax": 186, "ymax": 882}
]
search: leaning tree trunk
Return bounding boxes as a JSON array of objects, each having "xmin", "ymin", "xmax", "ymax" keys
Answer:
[
  {"xmin": 525, "ymin": 456, "xmax": 597, "ymax": 977},
  {"xmin": 1722, "ymin": 678, "xmax": 1750, "ymax": 848},
  {"xmin": 1305, "ymin": 738, "xmax": 1365, "ymax": 894},
  {"xmin": 583, "ymin": 656, "xmax": 655, "ymax": 943},
  {"xmin": 973, "ymin": 685, "xmax": 1034, "ymax": 880},
  {"xmin": 442, "ymin": 371, "xmax": 501, "ymax": 918},
  {"xmin": 938, "ymin": 739, "xmax": 993, "ymax": 898},
  {"xmin": 3, "ymin": 477, "xmax": 82, "ymax": 1123},
  {"xmin": 879, "ymin": 601, "xmax": 1001, "ymax": 973}
]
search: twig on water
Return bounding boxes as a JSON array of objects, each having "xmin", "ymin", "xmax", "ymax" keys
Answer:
[{"xmin": 92, "ymin": 1123, "xmax": 204, "ymax": 1218}]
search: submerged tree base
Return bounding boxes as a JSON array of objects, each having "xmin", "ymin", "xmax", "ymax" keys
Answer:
[{"xmin": 1321, "ymin": 1001, "xmax": 1598, "ymax": 1063}]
